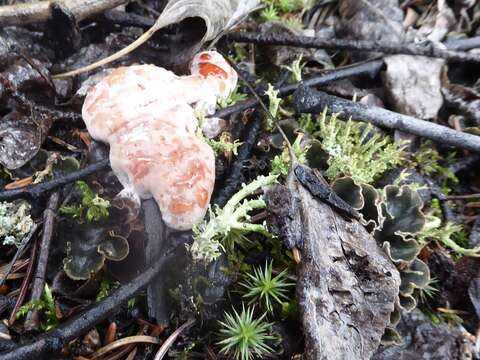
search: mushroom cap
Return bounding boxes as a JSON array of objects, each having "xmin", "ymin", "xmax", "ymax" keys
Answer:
[{"xmin": 81, "ymin": 51, "xmax": 236, "ymax": 230}]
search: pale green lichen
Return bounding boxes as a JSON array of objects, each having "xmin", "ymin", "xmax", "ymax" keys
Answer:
[
  {"xmin": 264, "ymin": 84, "xmax": 282, "ymax": 130},
  {"xmin": 217, "ymin": 86, "xmax": 248, "ymax": 109},
  {"xmin": 303, "ymin": 110, "xmax": 405, "ymax": 184},
  {"xmin": 207, "ymin": 134, "xmax": 242, "ymax": 157},
  {"xmin": 283, "ymin": 55, "xmax": 304, "ymax": 82},
  {"xmin": 271, "ymin": 133, "xmax": 309, "ymax": 176},
  {"xmin": 417, "ymin": 214, "xmax": 480, "ymax": 257},
  {"xmin": 191, "ymin": 175, "xmax": 277, "ymax": 263},
  {"xmin": 0, "ymin": 201, "xmax": 34, "ymax": 246}
]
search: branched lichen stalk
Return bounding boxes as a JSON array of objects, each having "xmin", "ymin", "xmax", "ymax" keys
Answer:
[{"xmin": 191, "ymin": 175, "xmax": 277, "ymax": 263}]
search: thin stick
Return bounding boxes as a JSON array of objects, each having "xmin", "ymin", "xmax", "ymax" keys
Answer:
[
  {"xmin": 90, "ymin": 335, "xmax": 160, "ymax": 359},
  {"xmin": 0, "ymin": 159, "xmax": 110, "ymax": 201},
  {"xmin": 0, "ymin": 223, "xmax": 39, "ymax": 287},
  {"xmin": 0, "ymin": 0, "xmax": 128, "ymax": 26},
  {"xmin": 0, "ymin": 250, "xmax": 173, "ymax": 360},
  {"xmin": 8, "ymin": 238, "xmax": 38, "ymax": 326},
  {"xmin": 227, "ymin": 32, "xmax": 480, "ymax": 63},
  {"xmin": 214, "ymin": 59, "xmax": 384, "ymax": 119},
  {"xmin": 24, "ymin": 192, "xmax": 60, "ymax": 331},
  {"xmin": 445, "ymin": 193, "xmax": 480, "ymax": 200},
  {"xmin": 53, "ymin": 20, "xmax": 162, "ymax": 78},
  {"xmin": 293, "ymin": 85, "xmax": 480, "ymax": 152},
  {"xmin": 153, "ymin": 319, "xmax": 195, "ymax": 360}
]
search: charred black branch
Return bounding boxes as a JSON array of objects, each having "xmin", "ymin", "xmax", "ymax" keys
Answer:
[
  {"xmin": 213, "ymin": 59, "xmax": 384, "ymax": 119},
  {"xmin": 212, "ymin": 111, "xmax": 262, "ymax": 207},
  {"xmin": 445, "ymin": 36, "xmax": 480, "ymax": 51},
  {"xmin": 0, "ymin": 250, "xmax": 172, "ymax": 360},
  {"xmin": 293, "ymin": 85, "xmax": 480, "ymax": 152},
  {"xmin": 448, "ymin": 154, "xmax": 480, "ymax": 174},
  {"xmin": 227, "ymin": 32, "xmax": 480, "ymax": 63},
  {"xmin": 0, "ymin": 159, "xmax": 110, "ymax": 201},
  {"xmin": 0, "ymin": 0, "xmax": 128, "ymax": 26}
]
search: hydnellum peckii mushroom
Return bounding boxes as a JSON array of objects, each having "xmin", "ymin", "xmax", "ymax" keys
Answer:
[{"xmin": 82, "ymin": 51, "xmax": 237, "ymax": 230}]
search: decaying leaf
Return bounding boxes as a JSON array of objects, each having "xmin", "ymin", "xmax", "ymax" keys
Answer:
[
  {"xmin": 269, "ymin": 165, "xmax": 400, "ymax": 360},
  {"xmin": 55, "ymin": 0, "xmax": 260, "ymax": 77},
  {"xmin": 0, "ymin": 111, "xmax": 53, "ymax": 170}
]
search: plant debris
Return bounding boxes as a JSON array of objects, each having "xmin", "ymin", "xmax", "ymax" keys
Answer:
[{"xmin": 1, "ymin": 1, "xmax": 480, "ymax": 359}]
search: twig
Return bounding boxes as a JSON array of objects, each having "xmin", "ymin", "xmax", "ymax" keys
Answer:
[
  {"xmin": 293, "ymin": 85, "xmax": 480, "ymax": 152},
  {"xmin": 0, "ymin": 159, "xmax": 110, "ymax": 201},
  {"xmin": 8, "ymin": 238, "xmax": 38, "ymax": 326},
  {"xmin": 227, "ymin": 32, "xmax": 480, "ymax": 63},
  {"xmin": 24, "ymin": 192, "xmax": 60, "ymax": 331},
  {"xmin": 153, "ymin": 319, "xmax": 195, "ymax": 360},
  {"xmin": 0, "ymin": 223, "xmax": 40, "ymax": 287},
  {"xmin": 103, "ymin": 9, "xmax": 155, "ymax": 28},
  {"xmin": 445, "ymin": 193, "xmax": 480, "ymax": 200},
  {"xmin": 90, "ymin": 335, "xmax": 160, "ymax": 359},
  {"xmin": 213, "ymin": 59, "xmax": 384, "ymax": 119},
  {"xmin": 425, "ymin": 178, "xmax": 457, "ymax": 224},
  {"xmin": 0, "ymin": 250, "xmax": 173, "ymax": 360},
  {"xmin": 0, "ymin": 0, "xmax": 128, "ymax": 26},
  {"xmin": 448, "ymin": 154, "xmax": 480, "ymax": 174},
  {"xmin": 445, "ymin": 36, "xmax": 480, "ymax": 51}
]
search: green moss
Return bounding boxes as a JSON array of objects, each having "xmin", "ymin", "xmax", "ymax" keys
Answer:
[
  {"xmin": 412, "ymin": 141, "xmax": 458, "ymax": 182},
  {"xmin": 302, "ymin": 110, "xmax": 405, "ymax": 184},
  {"xmin": 16, "ymin": 284, "xmax": 59, "ymax": 331},
  {"xmin": 60, "ymin": 181, "xmax": 110, "ymax": 222}
]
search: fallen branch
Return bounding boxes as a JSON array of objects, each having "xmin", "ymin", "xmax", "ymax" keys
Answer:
[
  {"xmin": 0, "ymin": 249, "xmax": 173, "ymax": 360},
  {"xmin": 448, "ymin": 154, "xmax": 480, "ymax": 174},
  {"xmin": 213, "ymin": 59, "xmax": 384, "ymax": 119},
  {"xmin": 293, "ymin": 85, "xmax": 480, "ymax": 152},
  {"xmin": 445, "ymin": 36, "xmax": 480, "ymax": 51},
  {"xmin": 24, "ymin": 192, "xmax": 60, "ymax": 331},
  {"xmin": 0, "ymin": 159, "xmax": 110, "ymax": 202},
  {"xmin": 227, "ymin": 32, "xmax": 480, "ymax": 63},
  {"xmin": 0, "ymin": 0, "xmax": 128, "ymax": 26},
  {"xmin": 212, "ymin": 111, "xmax": 262, "ymax": 207}
]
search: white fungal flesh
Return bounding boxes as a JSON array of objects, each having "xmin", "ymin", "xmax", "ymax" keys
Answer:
[{"xmin": 82, "ymin": 51, "xmax": 237, "ymax": 230}]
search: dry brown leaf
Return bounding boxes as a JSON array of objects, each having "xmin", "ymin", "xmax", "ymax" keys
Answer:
[{"xmin": 54, "ymin": 0, "xmax": 260, "ymax": 78}]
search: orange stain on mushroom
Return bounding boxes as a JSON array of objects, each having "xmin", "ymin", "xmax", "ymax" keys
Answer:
[{"xmin": 198, "ymin": 63, "xmax": 228, "ymax": 79}]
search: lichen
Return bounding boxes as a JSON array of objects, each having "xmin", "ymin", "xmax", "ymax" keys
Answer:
[
  {"xmin": 271, "ymin": 133, "xmax": 309, "ymax": 177},
  {"xmin": 0, "ymin": 201, "xmax": 34, "ymax": 246},
  {"xmin": 301, "ymin": 110, "xmax": 405, "ymax": 184},
  {"xmin": 417, "ymin": 214, "xmax": 480, "ymax": 257},
  {"xmin": 191, "ymin": 175, "xmax": 277, "ymax": 263}
]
